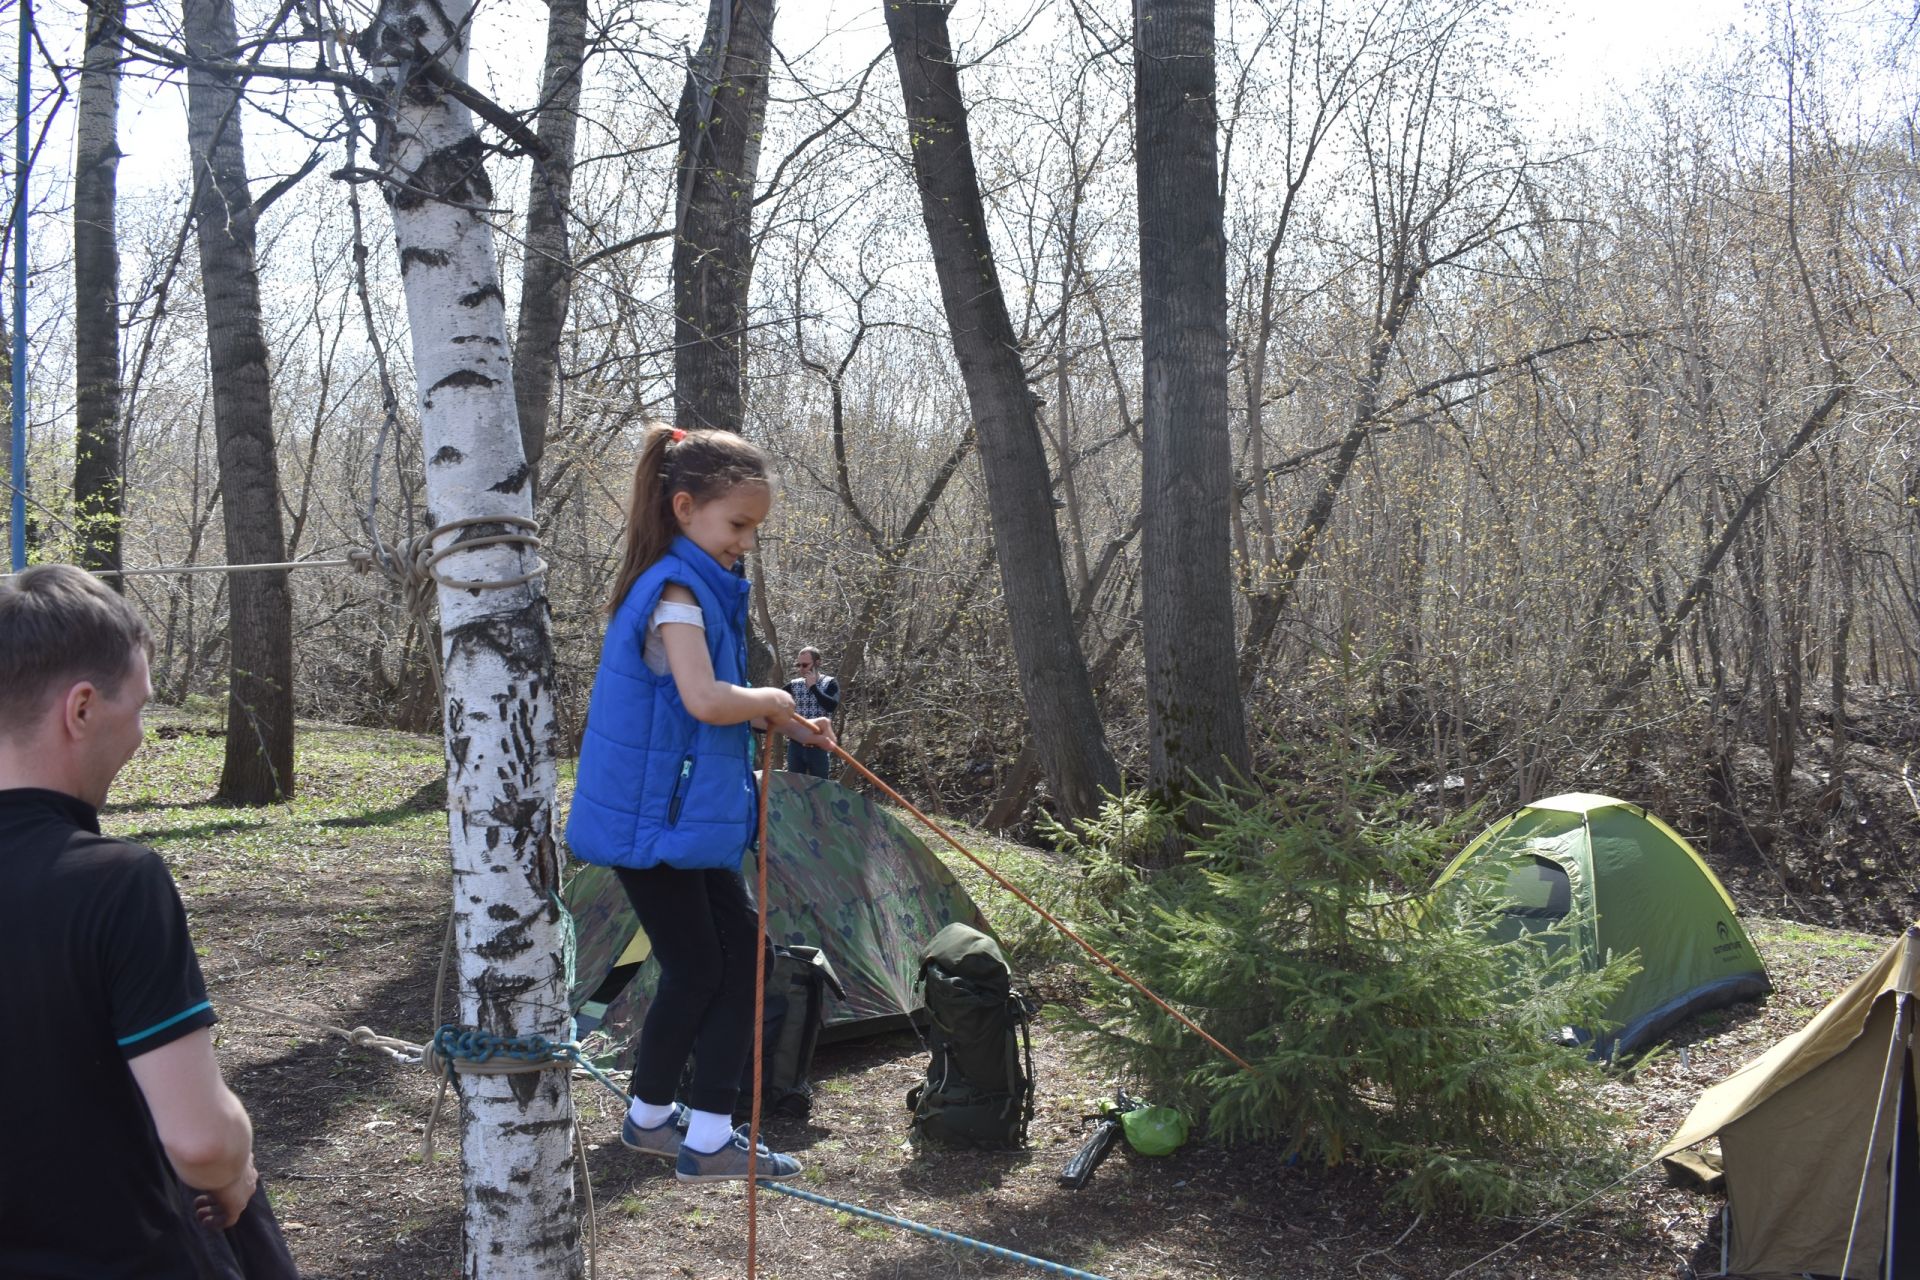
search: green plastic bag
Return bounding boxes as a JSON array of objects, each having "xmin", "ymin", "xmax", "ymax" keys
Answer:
[{"xmin": 1121, "ymin": 1105, "xmax": 1188, "ymax": 1156}]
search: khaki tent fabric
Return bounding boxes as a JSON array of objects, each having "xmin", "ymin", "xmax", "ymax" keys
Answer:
[{"xmin": 1659, "ymin": 928, "xmax": 1920, "ymax": 1280}]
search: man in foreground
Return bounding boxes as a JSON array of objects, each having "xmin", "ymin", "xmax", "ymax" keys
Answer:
[{"xmin": 0, "ymin": 564, "xmax": 264, "ymax": 1277}]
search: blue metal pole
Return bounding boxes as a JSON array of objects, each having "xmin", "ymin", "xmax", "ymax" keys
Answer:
[{"xmin": 8, "ymin": 0, "xmax": 28, "ymax": 572}]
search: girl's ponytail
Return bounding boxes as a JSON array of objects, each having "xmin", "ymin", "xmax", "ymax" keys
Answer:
[
  {"xmin": 606, "ymin": 424, "xmax": 681, "ymax": 614},
  {"xmin": 605, "ymin": 425, "xmax": 773, "ymax": 615}
]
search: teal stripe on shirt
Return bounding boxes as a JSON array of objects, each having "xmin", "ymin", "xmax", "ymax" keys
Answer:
[{"xmin": 117, "ymin": 1000, "xmax": 213, "ymax": 1047}]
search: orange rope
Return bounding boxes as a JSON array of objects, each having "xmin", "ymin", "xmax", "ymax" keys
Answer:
[
  {"xmin": 818, "ymin": 733, "xmax": 1253, "ymax": 1074},
  {"xmin": 745, "ymin": 728, "xmax": 774, "ymax": 1279}
]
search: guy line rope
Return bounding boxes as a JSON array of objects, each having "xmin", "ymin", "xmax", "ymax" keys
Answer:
[
  {"xmin": 728, "ymin": 720, "xmax": 1261, "ymax": 1280},
  {"xmin": 740, "ymin": 725, "xmax": 1142, "ymax": 1280}
]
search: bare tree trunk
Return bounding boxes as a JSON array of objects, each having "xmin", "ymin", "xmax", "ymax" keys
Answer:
[
  {"xmin": 1235, "ymin": 307, "xmax": 1411, "ymax": 688},
  {"xmin": 796, "ymin": 283, "xmax": 977, "ymax": 693},
  {"xmin": 183, "ymin": 0, "xmax": 295, "ymax": 803},
  {"xmin": 1135, "ymin": 0, "xmax": 1251, "ymax": 819},
  {"xmin": 359, "ymin": 0, "xmax": 579, "ymax": 1272},
  {"xmin": 73, "ymin": 0, "xmax": 124, "ymax": 582},
  {"xmin": 752, "ymin": 564, "xmax": 782, "ymax": 683},
  {"xmin": 511, "ymin": 0, "xmax": 589, "ymax": 481},
  {"xmin": 884, "ymin": 0, "xmax": 1121, "ymax": 822},
  {"xmin": 1825, "ymin": 468, "xmax": 1854, "ymax": 807},
  {"xmin": 985, "ymin": 599, "xmax": 1138, "ymax": 832},
  {"xmin": 828, "ymin": 394, "xmax": 972, "ymax": 691},
  {"xmin": 673, "ymin": 0, "xmax": 774, "ymax": 432}
]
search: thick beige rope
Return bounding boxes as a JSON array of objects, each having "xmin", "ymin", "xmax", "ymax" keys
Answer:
[{"xmin": 350, "ymin": 514, "xmax": 547, "ymax": 697}]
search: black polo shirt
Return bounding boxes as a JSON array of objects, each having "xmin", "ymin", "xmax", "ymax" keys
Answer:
[{"xmin": 0, "ymin": 788, "xmax": 218, "ymax": 1278}]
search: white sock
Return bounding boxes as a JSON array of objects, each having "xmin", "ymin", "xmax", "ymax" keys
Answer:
[
  {"xmin": 685, "ymin": 1108, "xmax": 734, "ymax": 1154},
  {"xmin": 627, "ymin": 1098, "xmax": 676, "ymax": 1130}
]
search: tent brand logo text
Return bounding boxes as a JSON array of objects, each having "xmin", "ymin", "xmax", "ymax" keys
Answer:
[{"xmin": 1712, "ymin": 920, "xmax": 1743, "ymax": 956}]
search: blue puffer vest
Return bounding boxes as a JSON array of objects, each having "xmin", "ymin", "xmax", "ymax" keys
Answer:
[{"xmin": 565, "ymin": 536, "xmax": 756, "ymax": 871}]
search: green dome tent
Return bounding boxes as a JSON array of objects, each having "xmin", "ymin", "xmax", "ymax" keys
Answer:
[
  {"xmin": 566, "ymin": 771, "xmax": 989, "ymax": 1045},
  {"xmin": 1435, "ymin": 792, "xmax": 1770, "ymax": 1056}
]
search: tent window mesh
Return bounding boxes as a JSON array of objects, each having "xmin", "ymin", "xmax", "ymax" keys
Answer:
[{"xmin": 1503, "ymin": 857, "xmax": 1571, "ymax": 919}]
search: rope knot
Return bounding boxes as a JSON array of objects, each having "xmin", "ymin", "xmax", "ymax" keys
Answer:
[
  {"xmin": 425, "ymin": 1024, "xmax": 577, "ymax": 1078},
  {"xmin": 356, "ymin": 514, "xmax": 546, "ymax": 700}
]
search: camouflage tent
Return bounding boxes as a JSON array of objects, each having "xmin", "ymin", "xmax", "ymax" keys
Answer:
[{"xmin": 566, "ymin": 771, "xmax": 990, "ymax": 1044}]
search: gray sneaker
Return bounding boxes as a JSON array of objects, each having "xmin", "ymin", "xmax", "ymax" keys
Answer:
[
  {"xmin": 675, "ymin": 1127, "xmax": 803, "ymax": 1183},
  {"xmin": 619, "ymin": 1103, "xmax": 690, "ymax": 1160}
]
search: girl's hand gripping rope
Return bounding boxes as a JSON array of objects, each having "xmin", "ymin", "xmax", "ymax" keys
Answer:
[
  {"xmin": 785, "ymin": 715, "xmax": 835, "ymax": 749},
  {"xmin": 756, "ymin": 708, "xmax": 833, "ymax": 749}
]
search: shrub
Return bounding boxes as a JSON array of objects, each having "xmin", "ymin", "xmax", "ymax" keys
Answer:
[
  {"xmin": 1063, "ymin": 743, "xmax": 1638, "ymax": 1217},
  {"xmin": 1039, "ymin": 788, "xmax": 1176, "ymax": 910}
]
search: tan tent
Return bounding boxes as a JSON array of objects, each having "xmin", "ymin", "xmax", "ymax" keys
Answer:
[{"xmin": 1659, "ymin": 926, "xmax": 1920, "ymax": 1280}]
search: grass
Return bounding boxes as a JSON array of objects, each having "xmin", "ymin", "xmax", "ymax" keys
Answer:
[
  {"xmin": 114, "ymin": 710, "xmax": 448, "ymax": 883},
  {"xmin": 833, "ymin": 1210, "xmax": 890, "ymax": 1242},
  {"xmin": 98, "ymin": 706, "xmax": 1905, "ymax": 1278},
  {"xmin": 899, "ymin": 812, "xmax": 1085, "ymax": 970},
  {"xmin": 1756, "ymin": 919, "xmax": 1885, "ymax": 954}
]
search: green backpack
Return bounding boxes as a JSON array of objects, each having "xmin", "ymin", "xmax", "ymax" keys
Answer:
[
  {"xmin": 681, "ymin": 944, "xmax": 845, "ymax": 1123},
  {"xmin": 905, "ymin": 923, "xmax": 1036, "ymax": 1149}
]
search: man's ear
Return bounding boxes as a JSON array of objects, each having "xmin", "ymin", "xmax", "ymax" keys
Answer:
[{"xmin": 61, "ymin": 681, "xmax": 99, "ymax": 738}]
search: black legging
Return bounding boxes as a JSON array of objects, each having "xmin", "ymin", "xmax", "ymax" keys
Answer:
[{"xmin": 614, "ymin": 864, "xmax": 759, "ymax": 1116}]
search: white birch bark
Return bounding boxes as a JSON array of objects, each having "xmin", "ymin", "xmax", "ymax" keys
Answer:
[{"xmin": 358, "ymin": 3, "xmax": 579, "ymax": 1274}]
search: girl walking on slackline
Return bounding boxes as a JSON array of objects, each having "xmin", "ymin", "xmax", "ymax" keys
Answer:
[{"xmin": 566, "ymin": 425, "xmax": 834, "ymax": 1182}]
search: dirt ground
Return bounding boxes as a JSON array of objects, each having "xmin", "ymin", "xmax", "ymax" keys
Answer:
[{"xmin": 113, "ymin": 717, "xmax": 1895, "ymax": 1279}]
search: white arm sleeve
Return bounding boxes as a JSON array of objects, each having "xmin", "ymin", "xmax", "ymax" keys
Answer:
[{"xmin": 643, "ymin": 600, "xmax": 706, "ymax": 676}]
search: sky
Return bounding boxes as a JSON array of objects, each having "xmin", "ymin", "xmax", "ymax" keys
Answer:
[
  {"xmin": 1507, "ymin": 0, "xmax": 1764, "ymax": 130},
  {"xmin": 25, "ymin": 0, "xmax": 1770, "ymax": 205}
]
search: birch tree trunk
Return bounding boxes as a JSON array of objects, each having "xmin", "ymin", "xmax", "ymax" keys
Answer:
[
  {"xmin": 73, "ymin": 0, "xmax": 124, "ymax": 582},
  {"xmin": 884, "ymin": 0, "xmax": 1121, "ymax": 823},
  {"xmin": 183, "ymin": 0, "xmax": 296, "ymax": 803},
  {"xmin": 673, "ymin": 0, "xmax": 774, "ymax": 431},
  {"xmin": 358, "ymin": 2, "xmax": 578, "ymax": 1273},
  {"xmin": 1135, "ymin": 0, "xmax": 1252, "ymax": 822},
  {"xmin": 511, "ymin": 0, "xmax": 589, "ymax": 482}
]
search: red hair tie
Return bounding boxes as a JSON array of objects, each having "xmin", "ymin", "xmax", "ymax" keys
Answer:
[{"xmin": 670, "ymin": 428, "xmax": 687, "ymax": 443}]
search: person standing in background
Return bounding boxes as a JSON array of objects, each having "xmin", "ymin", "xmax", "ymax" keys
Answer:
[{"xmin": 783, "ymin": 648, "xmax": 839, "ymax": 778}]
